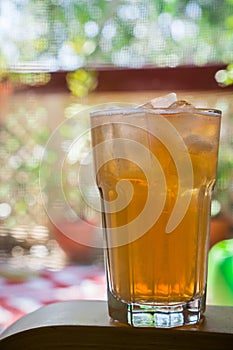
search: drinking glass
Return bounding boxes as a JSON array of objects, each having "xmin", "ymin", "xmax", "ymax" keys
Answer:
[{"xmin": 90, "ymin": 103, "xmax": 221, "ymax": 328}]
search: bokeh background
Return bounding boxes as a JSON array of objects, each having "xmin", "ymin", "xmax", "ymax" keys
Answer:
[{"xmin": 0, "ymin": 0, "xmax": 232, "ymax": 301}]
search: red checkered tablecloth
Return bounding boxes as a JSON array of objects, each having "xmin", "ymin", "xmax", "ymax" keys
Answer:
[{"xmin": 0, "ymin": 264, "xmax": 106, "ymax": 333}]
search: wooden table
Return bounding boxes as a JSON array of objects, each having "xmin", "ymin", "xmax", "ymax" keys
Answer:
[{"xmin": 0, "ymin": 300, "xmax": 233, "ymax": 349}]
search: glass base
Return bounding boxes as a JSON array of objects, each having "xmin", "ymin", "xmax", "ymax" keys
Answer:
[{"xmin": 108, "ymin": 290, "xmax": 206, "ymax": 328}]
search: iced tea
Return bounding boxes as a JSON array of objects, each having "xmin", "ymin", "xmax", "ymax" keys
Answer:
[{"xmin": 91, "ymin": 104, "xmax": 221, "ymax": 327}]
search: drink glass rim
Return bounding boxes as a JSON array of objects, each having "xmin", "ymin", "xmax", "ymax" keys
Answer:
[{"xmin": 90, "ymin": 107, "xmax": 221, "ymax": 118}]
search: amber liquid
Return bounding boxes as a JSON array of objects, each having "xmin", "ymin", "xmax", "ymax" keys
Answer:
[{"xmin": 92, "ymin": 110, "xmax": 220, "ymax": 306}]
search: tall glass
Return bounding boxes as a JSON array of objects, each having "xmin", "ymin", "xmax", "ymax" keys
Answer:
[{"xmin": 90, "ymin": 104, "xmax": 221, "ymax": 328}]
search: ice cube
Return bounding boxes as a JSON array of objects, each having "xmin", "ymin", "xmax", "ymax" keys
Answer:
[
  {"xmin": 140, "ymin": 93, "xmax": 178, "ymax": 109},
  {"xmin": 185, "ymin": 134, "xmax": 213, "ymax": 153},
  {"xmin": 168, "ymin": 100, "xmax": 195, "ymax": 109}
]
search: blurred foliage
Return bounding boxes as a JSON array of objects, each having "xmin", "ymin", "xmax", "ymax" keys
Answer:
[
  {"xmin": 216, "ymin": 146, "xmax": 233, "ymax": 210},
  {"xmin": 66, "ymin": 69, "xmax": 98, "ymax": 97},
  {"xmin": 0, "ymin": 0, "xmax": 232, "ymax": 73},
  {"xmin": 0, "ymin": 0, "xmax": 232, "ymax": 90},
  {"xmin": 7, "ymin": 72, "xmax": 51, "ymax": 87},
  {"xmin": 215, "ymin": 63, "xmax": 233, "ymax": 87}
]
